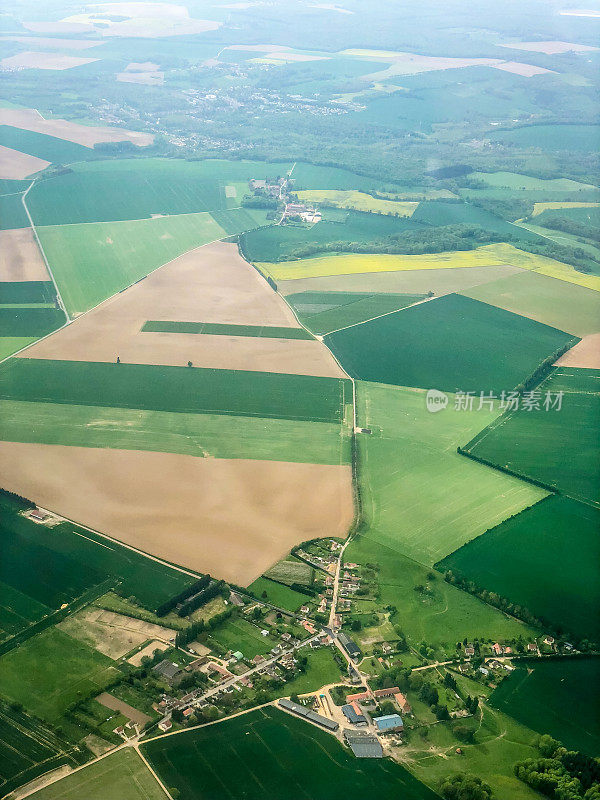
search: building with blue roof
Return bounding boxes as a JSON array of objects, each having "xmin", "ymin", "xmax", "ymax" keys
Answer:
[{"xmin": 373, "ymin": 714, "xmax": 403, "ymax": 733}]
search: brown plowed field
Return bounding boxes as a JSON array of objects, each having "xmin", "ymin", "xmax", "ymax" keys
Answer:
[
  {"xmin": 0, "ymin": 442, "xmax": 354, "ymax": 585},
  {"xmin": 554, "ymin": 334, "xmax": 600, "ymax": 369},
  {"xmin": 0, "ymin": 228, "xmax": 49, "ymax": 281},
  {"xmin": 0, "ymin": 144, "xmax": 49, "ymax": 179},
  {"xmin": 20, "ymin": 241, "xmax": 346, "ymax": 378}
]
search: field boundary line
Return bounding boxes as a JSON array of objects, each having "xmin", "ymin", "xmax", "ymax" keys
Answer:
[
  {"xmin": 21, "ymin": 182, "xmax": 70, "ymax": 322},
  {"xmin": 323, "ymin": 293, "xmax": 437, "ymax": 335},
  {"xmin": 133, "ymin": 746, "xmax": 173, "ymax": 799},
  {"xmin": 33, "ymin": 205, "xmax": 249, "ymax": 229}
]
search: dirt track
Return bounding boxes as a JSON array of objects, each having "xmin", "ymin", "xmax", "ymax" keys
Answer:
[
  {"xmin": 0, "ymin": 228, "xmax": 49, "ymax": 281},
  {"xmin": 0, "ymin": 442, "xmax": 353, "ymax": 585},
  {"xmin": 0, "ymin": 145, "xmax": 49, "ymax": 179},
  {"xmin": 20, "ymin": 241, "xmax": 346, "ymax": 378}
]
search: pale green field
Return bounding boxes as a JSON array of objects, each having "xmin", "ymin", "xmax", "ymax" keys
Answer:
[
  {"xmin": 354, "ymin": 381, "xmax": 547, "ymax": 566},
  {"xmin": 0, "ymin": 400, "xmax": 351, "ymax": 465},
  {"xmin": 28, "ymin": 749, "xmax": 166, "ymax": 800},
  {"xmin": 471, "ymin": 171, "xmax": 598, "ymax": 192},
  {"xmin": 295, "ymin": 189, "xmax": 418, "ymax": 216},
  {"xmin": 0, "ymin": 337, "xmax": 36, "ymax": 360},
  {"xmin": 37, "ymin": 212, "xmax": 226, "ymax": 315}
]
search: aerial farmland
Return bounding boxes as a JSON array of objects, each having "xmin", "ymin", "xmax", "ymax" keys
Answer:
[{"xmin": 0, "ymin": 1, "xmax": 598, "ymax": 799}]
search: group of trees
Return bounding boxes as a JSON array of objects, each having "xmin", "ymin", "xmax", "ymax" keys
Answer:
[
  {"xmin": 536, "ymin": 214, "xmax": 600, "ymax": 244},
  {"xmin": 441, "ymin": 774, "xmax": 493, "ymax": 800},
  {"xmin": 514, "ymin": 735, "xmax": 600, "ymax": 800},
  {"xmin": 174, "ymin": 606, "xmax": 234, "ymax": 648},
  {"xmin": 178, "ymin": 580, "xmax": 227, "ymax": 618},
  {"xmin": 155, "ymin": 575, "xmax": 211, "ymax": 617}
]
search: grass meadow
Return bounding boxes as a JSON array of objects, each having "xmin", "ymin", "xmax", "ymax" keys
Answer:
[
  {"xmin": 27, "ymin": 748, "xmax": 166, "ymax": 800},
  {"xmin": 0, "ymin": 628, "xmax": 120, "ymax": 723},
  {"xmin": 489, "ymin": 124, "xmax": 600, "ymax": 152},
  {"xmin": 489, "ymin": 658, "xmax": 600, "ymax": 755},
  {"xmin": 142, "ymin": 706, "xmax": 438, "ymax": 800},
  {"xmin": 295, "ymin": 189, "xmax": 418, "ymax": 216},
  {"xmin": 438, "ymin": 496, "xmax": 600, "ymax": 640},
  {"xmin": 246, "ymin": 576, "xmax": 310, "ymax": 612},
  {"xmin": 0, "ymin": 400, "xmax": 351, "ymax": 464},
  {"xmin": 465, "ymin": 368, "xmax": 600, "ymax": 506},
  {"xmin": 325, "ymin": 294, "xmax": 574, "ymax": 394}
]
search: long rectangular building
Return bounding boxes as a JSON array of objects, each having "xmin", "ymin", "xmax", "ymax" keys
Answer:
[
  {"xmin": 344, "ymin": 730, "xmax": 383, "ymax": 758},
  {"xmin": 278, "ymin": 698, "xmax": 339, "ymax": 732}
]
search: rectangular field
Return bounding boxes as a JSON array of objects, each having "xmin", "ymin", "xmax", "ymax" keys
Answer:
[
  {"xmin": 0, "ymin": 400, "xmax": 350, "ymax": 465},
  {"xmin": 437, "ymin": 496, "xmax": 600, "ymax": 640},
  {"xmin": 142, "ymin": 705, "xmax": 438, "ymax": 800},
  {"xmin": 489, "ymin": 659, "xmax": 600, "ymax": 755},
  {"xmin": 0, "ymin": 229, "xmax": 49, "ymax": 283},
  {"xmin": 246, "ymin": 577, "xmax": 311, "ymax": 612},
  {"xmin": 0, "ymin": 125, "xmax": 92, "ymax": 164},
  {"xmin": 141, "ymin": 320, "xmax": 314, "ymax": 339},
  {"xmin": 208, "ymin": 617, "xmax": 275, "ymax": 659},
  {"xmin": 325, "ymin": 294, "xmax": 574, "ymax": 394},
  {"xmin": 27, "ymin": 748, "xmax": 167, "ymax": 800},
  {"xmin": 464, "ymin": 367, "xmax": 600, "ymax": 506},
  {"xmin": 0, "ymin": 358, "xmax": 350, "ymax": 422},
  {"xmin": 295, "ymin": 189, "xmax": 418, "ymax": 216}
]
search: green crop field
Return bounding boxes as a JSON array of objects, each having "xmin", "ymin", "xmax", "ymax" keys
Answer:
[
  {"xmin": 0, "ymin": 126, "xmax": 92, "ymax": 165},
  {"xmin": 27, "ymin": 748, "xmax": 167, "ymax": 800},
  {"xmin": 142, "ymin": 706, "xmax": 438, "ymax": 800},
  {"xmin": 465, "ymin": 368, "xmax": 600, "ymax": 506},
  {"xmin": 0, "ymin": 282, "xmax": 55, "ymax": 305},
  {"xmin": 0, "ymin": 359, "xmax": 350, "ymax": 423},
  {"xmin": 489, "ymin": 658, "xmax": 600, "ymax": 755},
  {"xmin": 247, "ymin": 577, "xmax": 310, "ymax": 612},
  {"xmin": 142, "ymin": 320, "xmax": 314, "ymax": 339},
  {"xmin": 460, "ymin": 270, "xmax": 600, "ymax": 336},
  {"xmin": 241, "ymin": 209, "xmax": 421, "ymax": 262},
  {"xmin": 0, "ymin": 193, "xmax": 29, "ymax": 229},
  {"xmin": 325, "ymin": 294, "xmax": 574, "ymax": 394},
  {"xmin": 535, "ymin": 205, "xmax": 600, "ymax": 227},
  {"xmin": 291, "ymin": 162, "xmax": 402, "ymax": 193},
  {"xmin": 0, "ymin": 701, "xmax": 66, "ymax": 790},
  {"xmin": 209, "ymin": 616, "xmax": 274, "ymax": 659},
  {"xmin": 27, "ymin": 158, "xmax": 289, "ymax": 225},
  {"xmin": 0, "ymin": 493, "xmax": 196, "ymax": 614},
  {"xmin": 350, "ymin": 381, "xmax": 546, "ymax": 566},
  {"xmin": 36, "ymin": 213, "xmax": 225, "ymax": 314},
  {"xmin": 438, "ymin": 496, "xmax": 600, "ymax": 640},
  {"xmin": 0, "ymin": 493, "xmax": 105, "ymax": 640},
  {"xmin": 0, "ymin": 178, "xmax": 32, "ymax": 195},
  {"xmin": 0, "ymin": 308, "xmax": 64, "ymax": 337},
  {"xmin": 489, "ymin": 124, "xmax": 600, "ymax": 152},
  {"xmin": 410, "ymin": 200, "xmax": 542, "ymax": 242},
  {"xmin": 0, "ymin": 627, "xmax": 120, "ymax": 723},
  {"xmin": 287, "ymin": 290, "xmax": 426, "ymax": 334},
  {"xmin": 0, "ymin": 400, "xmax": 350, "ymax": 465}
]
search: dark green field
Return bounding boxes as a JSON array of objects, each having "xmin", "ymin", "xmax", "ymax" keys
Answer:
[
  {"xmin": 0, "ymin": 193, "xmax": 29, "ymax": 229},
  {"xmin": 438, "ymin": 496, "xmax": 600, "ymax": 640},
  {"xmin": 0, "ymin": 126, "xmax": 92, "ymax": 165},
  {"xmin": 0, "ymin": 359, "xmax": 350, "ymax": 423},
  {"xmin": 142, "ymin": 706, "xmax": 438, "ymax": 800},
  {"xmin": 287, "ymin": 290, "xmax": 425, "ymax": 334},
  {"xmin": 489, "ymin": 658, "xmax": 600, "ymax": 755},
  {"xmin": 0, "ymin": 179, "xmax": 32, "ymax": 195},
  {"xmin": 0, "ymin": 308, "xmax": 64, "ymax": 337},
  {"xmin": 0, "ymin": 282, "xmax": 55, "ymax": 305},
  {"xmin": 291, "ymin": 162, "xmax": 401, "ymax": 193},
  {"xmin": 27, "ymin": 158, "xmax": 289, "ymax": 226},
  {"xmin": 325, "ymin": 294, "xmax": 574, "ymax": 393},
  {"xmin": 0, "ymin": 494, "xmax": 196, "ymax": 616},
  {"xmin": 241, "ymin": 210, "xmax": 423, "ymax": 262},
  {"xmin": 465, "ymin": 368, "xmax": 600, "ymax": 505},
  {"xmin": 0, "ymin": 701, "xmax": 66, "ymax": 789},
  {"xmin": 411, "ymin": 200, "xmax": 542, "ymax": 242},
  {"xmin": 142, "ymin": 320, "xmax": 313, "ymax": 339}
]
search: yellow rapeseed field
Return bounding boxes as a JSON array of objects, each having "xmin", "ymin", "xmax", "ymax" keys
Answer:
[
  {"xmin": 295, "ymin": 189, "xmax": 418, "ymax": 216},
  {"xmin": 258, "ymin": 243, "xmax": 600, "ymax": 291}
]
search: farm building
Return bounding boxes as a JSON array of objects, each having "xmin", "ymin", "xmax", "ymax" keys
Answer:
[
  {"xmin": 372, "ymin": 686, "xmax": 400, "ymax": 699},
  {"xmin": 152, "ymin": 660, "xmax": 182, "ymax": 684},
  {"xmin": 341, "ymin": 703, "xmax": 368, "ymax": 726},
  {"xmin": 344, "ymin": 730, "xmax": 383, "ymax": 759},
  {"xmin": 338, "ymin": 632, "xmax": 362, "ymax": 662},
  {"xmin": 394, "ymin": 692, "xmax": 412, "ymax": 714},
  {"xmin": 374, "ymin": 714, "xmax": 403, "ymax": 733},
  {"xmin": 278, "ymin": 698, "xmax": 339, "ymax": 732},
  {"xmin": 347, "ymin": 689, "xmax": 370, "ymax": 702}
]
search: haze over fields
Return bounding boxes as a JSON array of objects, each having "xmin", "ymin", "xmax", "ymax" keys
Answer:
[{"xmin": 0, "ymin": 1, "xmax": 598, "ymax": 799}]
